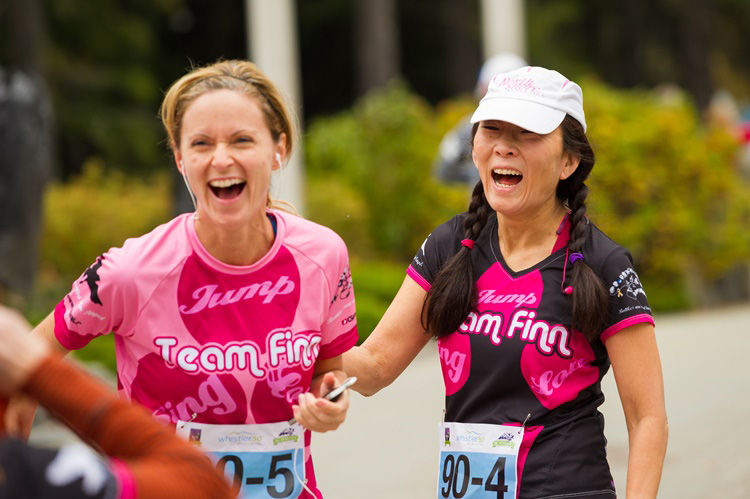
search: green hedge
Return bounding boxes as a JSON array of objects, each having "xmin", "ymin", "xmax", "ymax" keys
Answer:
[
  {"xmin": 305, "ymin": 81, "xmax": 470, "ymax": 262},
  {"xmin": 40, "ymin": 158, "xmax": 171, "ymax": 282},
  {"xmin": 582, "ymin": 79, "xmax": 750, "ymax": 309}
]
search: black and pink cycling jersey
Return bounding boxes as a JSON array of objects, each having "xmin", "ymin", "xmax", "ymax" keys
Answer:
[{"xmin": 407, "ymin": 212, "xmax": 653, "ymax": 498}]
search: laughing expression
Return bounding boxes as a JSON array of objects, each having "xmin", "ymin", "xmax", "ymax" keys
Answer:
[
  {"xmin": 175, "ymin": 89, "xmax": 285, "ymax": 228},
  {"xmin": 472, "ymin": 120, "xmax": 578, "ymax": 219}
]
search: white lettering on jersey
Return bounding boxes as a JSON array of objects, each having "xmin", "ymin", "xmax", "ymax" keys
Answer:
[
  {"xmin": 267, "ymin": 330, "xmax": 321, "ymax": 369},
  {"xmin": 179, "ymin": 276, "xmax": 296, "ymax": 314},
  {"xmin": 154, "ymin": 336, "xmax": 266, "ymax": 378},
  {"xmin": 458, "ymin": 309, "xmax": 572, "ymax": 357}
]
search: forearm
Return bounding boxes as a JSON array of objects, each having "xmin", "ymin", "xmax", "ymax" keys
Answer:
[
  {"xmin": 32, "ymin": 311, "xmax": 70, "ymax": 355},
  {"xmin": 342, "ymin": 344, "xmax": 391, "ymax": 396},
  {"xmin": 625, "ymin": 415, "xmax": 668, "ymax": 498}
]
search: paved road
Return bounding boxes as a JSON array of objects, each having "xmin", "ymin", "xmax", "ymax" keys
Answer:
[
  {"xmin": 30, "ymin": 304, "xmax": 750, "ymax": 498},
  {"xmin": 312, "ymin": 304, "xmax": 750, "ymax": 498}
]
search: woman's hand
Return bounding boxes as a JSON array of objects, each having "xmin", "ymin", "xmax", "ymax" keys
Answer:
[
  {"xmin": 0, "ymin": 305, "xmax": 48, "ymax": 438},
  {"xmin": 0, "ymin": 306, "xmax": 49, "ymax": 394},
  {"xmin": 292, "ymin": 370, "xmax": 349, "ymax": 433}
]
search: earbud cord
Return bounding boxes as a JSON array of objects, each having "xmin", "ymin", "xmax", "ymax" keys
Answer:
[
  {"xmin": 292, "ymin": 433, "xmax": 315, "ymax": 496},
  {"xmin": 180, "ymin": 163, "xmax": 198, "ymax": 212}
]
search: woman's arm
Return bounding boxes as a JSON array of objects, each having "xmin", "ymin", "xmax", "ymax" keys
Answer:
[
  {"xmin": 343, "ymin": 277, "xmax": 431, "ymax": 396},
  {"xmin": 605, "ymin": 322, "xmax": 668, "ymax": 498},
  {"xmin": 0, "ymin": 305, "xmax": 232, "ymax": 499},
  {"xmin": 4, "ymin": 311, "xmax": 69, "ymax": 438}
]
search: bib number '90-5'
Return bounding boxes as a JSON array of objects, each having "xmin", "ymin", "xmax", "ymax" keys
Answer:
[
  {"xmin": 177, "ymin": 420, "xmax": 305, "ymax": 499},
  {"xmin": 216, "ymin": 451, "xmax": 299, "ymax": 498}
]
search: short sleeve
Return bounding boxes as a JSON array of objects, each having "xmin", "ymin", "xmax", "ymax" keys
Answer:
[
  {"xmin": 598, "ymin": 246, "xmax": 655, "ymax": 342},
  {"xmin": 54, "ymin": 247, "xmax": 139, "ymax": 350},
  {"xmin": 317, "ymin": 238, "xmax": 358, "ymax": 360},
  {"xmin": 406, "ymin": 215, "xmax": 463, "ymax": 291}
]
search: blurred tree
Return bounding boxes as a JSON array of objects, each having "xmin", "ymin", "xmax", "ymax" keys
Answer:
[
  {"xmin": 440, "ymin": 0, "xmax": 481, "ymax": 97},
  {"xmin": 298, "ymin": 0, "xmax": 355, "ymax": 116},
  {"xmin": 0, "ymin": 0, "xmax": 53, "ymax": 299},
  {"xmin": 679, "ymin": 0, "xmax": 713, "ymax": 111},
  {"xmin": 528, "ymin": 0, "xmax": 750, "ymax": 111},
  {"xmin": 354, "ymin": 0, "xmax": 400, "ymax": 97}
]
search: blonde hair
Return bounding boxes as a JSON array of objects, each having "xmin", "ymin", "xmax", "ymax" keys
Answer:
[{"xmin": 160, "ymin": 60, "xmax": 298, "ymax": 211}]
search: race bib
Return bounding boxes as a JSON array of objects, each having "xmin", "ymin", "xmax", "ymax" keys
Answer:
[
  {"xmin": 177, "ymin": 420, "xmax": 305, "ymax": 499},
  {"xmin": 437, "ymin": 422, "xmax": 523, "ymax": 499}
]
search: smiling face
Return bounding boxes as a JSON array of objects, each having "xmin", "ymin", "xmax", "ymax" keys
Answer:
[
  {"xmin": 174, "ymin": 89, "xmax": 286, "ymax": 229},
  {"xmin": 472, "ymin": 120, "xmax": 579, "ymax": 219}
]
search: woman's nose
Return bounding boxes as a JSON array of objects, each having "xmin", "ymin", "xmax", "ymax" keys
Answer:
[
  {"xmin": 211, "ymin": 144, "xmax": 234, "ymax": 168},
  {"xmin": 493, "ymin": 135, "xmax": 518, "ymax": 156}
]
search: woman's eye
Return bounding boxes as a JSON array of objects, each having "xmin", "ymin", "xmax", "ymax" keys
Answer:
[
  {"xmin": 236, "ymin": 136, "xmax": 253, "ymax": 143},
  {"xmin": 521, "ymin": 130, "xmax": 536, "ymax": 135},
  {"xmin": 191, "ymin": 140, "xmax": 208, "ymax": 147}
]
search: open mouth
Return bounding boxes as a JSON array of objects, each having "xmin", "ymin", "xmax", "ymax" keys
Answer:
[
  {"xmin": 208, "ymin": 178, "xmax": 247, "ymax": 200},
  {"xmin": 492, "ymin": 168, "xmax": 522, "ymax": 188}
]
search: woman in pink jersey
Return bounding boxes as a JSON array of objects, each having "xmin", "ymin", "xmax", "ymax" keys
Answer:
[{"xmin": 6, "ymin": 60, "xmax": 359, "ymax": 498}]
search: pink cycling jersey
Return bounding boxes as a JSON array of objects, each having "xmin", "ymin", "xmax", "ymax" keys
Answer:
[{"xmin": 54, "ymin": 210, "xmax": 358, "ymax": 498}]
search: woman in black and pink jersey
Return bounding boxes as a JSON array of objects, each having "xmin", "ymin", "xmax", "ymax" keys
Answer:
[{"xmin": 345, "ymin": 66, "xmax": 667, "ymax": 498}]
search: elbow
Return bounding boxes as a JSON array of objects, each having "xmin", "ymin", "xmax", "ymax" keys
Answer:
[{"xmin": 352, "ymin": 374, "xmax": 392, "ymax": 397}]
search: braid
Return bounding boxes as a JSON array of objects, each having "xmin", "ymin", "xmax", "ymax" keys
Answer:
[
  {"xmin": 559, "ymin": 116, "xmax": 609, "ymax": 340},
  {"xmin": 567, "ymin": 183, "xmax": 588, "ymax": 253},
  {"xmin": 465, "ymin": 181, "xmax": 493, "ymax": 240},
  {"xmin": 423, "ymin": 181, "xmax": 491, "ymax": 339}
]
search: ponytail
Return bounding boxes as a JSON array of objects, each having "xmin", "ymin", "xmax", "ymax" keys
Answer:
[
  {"xmin": 558, "ymin": 116, "xmax": 609, "ymax": 340},
  {"xmin": 422, "ymin": 179, "xmax": 492, "ymax": 339}
]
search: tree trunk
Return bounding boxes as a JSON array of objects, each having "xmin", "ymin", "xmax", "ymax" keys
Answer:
[
  {"xmin": 441, "ymin": 0, "xmax": 481, "ymax": 97},
  {"xmin": 0, "ymin": 0, "xmax": 52, "ymax": 299},
  {"xmin": 354, "ymin": 0, "xmax": 400, "ymax": 97},
  {"xmin": 679, "ymin": 0, "xmax": 713, "ymax": 111}
]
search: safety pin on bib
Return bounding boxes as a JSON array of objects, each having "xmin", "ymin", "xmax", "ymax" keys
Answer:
[
  {"xmin": 177, "ymin": 412, "xmax": 198, "ymax": 429},
  {"xmin": 519, "ymin": 413, "xmax": 531, "ymax": 434}
]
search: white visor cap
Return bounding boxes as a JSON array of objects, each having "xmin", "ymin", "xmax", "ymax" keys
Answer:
[{"xmin": 470, "ymin": 66, "xmax": 586, "ymax": 134}]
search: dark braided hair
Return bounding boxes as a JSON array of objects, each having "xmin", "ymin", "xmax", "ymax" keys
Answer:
[
  {"xmin": 557, "ymin": 116, "xmax": 609, "ymax": 340},
  {"xmin": 422, "ymin": 178, "xmax": 492, "ymax": 338},
  {"xmin": 424, "ymin": 116, "xmax": 609, "ymax": 341}
]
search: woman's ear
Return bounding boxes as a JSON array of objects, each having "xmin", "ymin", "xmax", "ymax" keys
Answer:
[
  {"xmin": 173, "ymin": 142, "xmax": 184, "ymax": 174},
  {"xmin": 560, "ymin": 153, "xmax": 581, "ymax": 181},
  {"xmin": 273, "ymin": 133, "xmax": 288, "ymax": 171}
]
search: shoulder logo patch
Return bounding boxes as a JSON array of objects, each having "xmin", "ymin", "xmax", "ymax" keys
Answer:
[{"xmin": 609, "ymin": 267, "xmax": 646, "ymax": 300}]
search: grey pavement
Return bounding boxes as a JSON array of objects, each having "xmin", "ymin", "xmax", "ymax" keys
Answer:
[
  {"xmin": 313, "ymin": 304, "xmax": 750, "ymax": 498},
  {"xmin": 30, "ymin": 304, "xmax": 750, "ymax": 498}
]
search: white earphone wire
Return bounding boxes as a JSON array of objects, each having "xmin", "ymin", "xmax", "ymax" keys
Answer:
[{"xmin": 179, "ymin": 161, "xmax": 198, "ymax": 211}]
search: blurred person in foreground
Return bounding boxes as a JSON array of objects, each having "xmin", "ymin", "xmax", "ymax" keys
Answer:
[
  {"xmin": 434, "ymin": 53, "xmax": 527, "ymax": 186},
  {"xmin": 0, "ymin": 305, "xmax": 232, "ymax": 498},
  {"xmin": 5, "ymin": 59, "xmax": 358, "ymax": 498},
  {"xmin": 345, "ymin": 66, "xmax": 667, "ymax": 498}
]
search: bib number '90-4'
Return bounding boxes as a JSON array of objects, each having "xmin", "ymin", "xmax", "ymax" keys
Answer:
[{"xmin": 440, "ymin": 454, "xmax": 507, "ymax": 498}]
